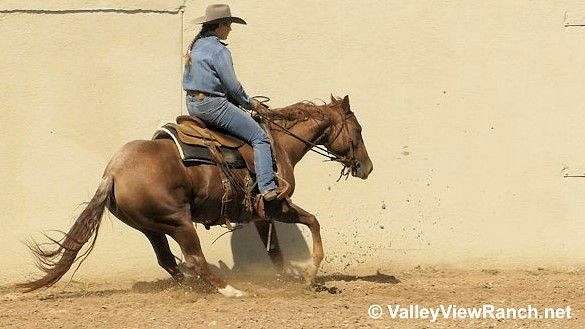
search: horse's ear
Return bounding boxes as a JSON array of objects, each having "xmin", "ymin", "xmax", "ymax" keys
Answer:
[
  {"xmin": 330, "ymin": 94, "xmax": 337, "ymax": 103},
  {"xmin": 341, "ymin": 95, "xmax": 350, "ymax": 112}
]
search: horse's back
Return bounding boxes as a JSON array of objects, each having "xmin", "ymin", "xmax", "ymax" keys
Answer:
[{"xmin": 105, "ymin": 139, "xmax": 180, "ymax": 173}]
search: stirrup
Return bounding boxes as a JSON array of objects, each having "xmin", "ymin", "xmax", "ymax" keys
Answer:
[{"xmin": 261, "ymin": 188, "xmax": 279, "ymax": 201}]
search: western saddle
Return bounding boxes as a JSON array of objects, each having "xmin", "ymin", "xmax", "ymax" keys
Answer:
[{"xmin": 153, "ymin": 115, "xmax": 289, "ymax": 223}]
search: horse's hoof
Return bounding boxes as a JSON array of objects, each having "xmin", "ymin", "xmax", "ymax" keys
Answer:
[
  {"xmin": 303, "ymin": 264, "xmax": 318, "ymax": 284},
  {"xmin": 282, "ymin": 262, "xmax": 304, "ymax": 280},
  {"xmin": 218, "ymin": 285, "xmax": 245, "ymax": 298},
  {"xmin": 171, "ymin": 271, "xmax": 186, "ymax": 283}
]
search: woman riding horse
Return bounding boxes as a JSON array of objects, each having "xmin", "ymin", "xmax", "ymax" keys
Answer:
[
  {"xmin": 183, "ymin": 4, "xmax": 281, "ymax": 201},
  {"xmin": 18, "ymin": 4, "xmax": 373, "ymax": 298}
]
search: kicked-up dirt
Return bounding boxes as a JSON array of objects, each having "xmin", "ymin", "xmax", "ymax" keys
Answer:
[{"xmin": 1, "ymin": 267, "xmax": 584, "ymax": 328}]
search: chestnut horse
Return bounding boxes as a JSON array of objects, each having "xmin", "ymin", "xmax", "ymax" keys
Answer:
[{"xmin": 19, "ymin": 95, "xmax": 373, "ymax": 297}]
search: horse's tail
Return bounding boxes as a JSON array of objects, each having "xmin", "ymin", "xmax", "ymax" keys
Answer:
[{"xmin": 17, "ymin": 176, "xmax": 114, "ymax": 291}]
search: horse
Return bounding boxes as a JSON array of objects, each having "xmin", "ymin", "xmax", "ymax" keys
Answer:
[{"xmin": 19, "ymin": 94, "xmax": 373, "ymax": 297}]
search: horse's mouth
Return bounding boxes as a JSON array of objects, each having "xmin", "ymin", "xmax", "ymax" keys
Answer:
[
  {"xmin": 351, "ymin": 165, "xmax": 359, "ymax": 177},
  {"xmin": 351, "ymin": 162, "xmax": 366, "ymax": 179},
  {"xmin": 351, "ymin": 160, "xmax": 373, "ymax": 179}
]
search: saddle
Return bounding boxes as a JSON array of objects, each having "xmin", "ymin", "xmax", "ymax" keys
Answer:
[
  {"xmin": 175, "ymin": 115, "xmax": 245, "ymax": 149},
  {"xmin": 154, "ymin": 116, "xmax": 249, "ymax": 169},
  {"xmin": 153, "ymin": 115, "xmax": 290, "ymax": 222}
]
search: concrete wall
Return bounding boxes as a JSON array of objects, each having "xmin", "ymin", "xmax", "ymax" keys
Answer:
[{"xmin": 2, "ymin": 1, "xmax": 585, "ymax": 284}]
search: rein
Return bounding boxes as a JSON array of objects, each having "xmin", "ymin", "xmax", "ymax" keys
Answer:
[{"xmin": 250, "ymin": 96, "xmax": 357, "ymax": 180}]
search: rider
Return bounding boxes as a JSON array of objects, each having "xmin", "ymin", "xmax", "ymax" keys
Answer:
[{"xmin": 183, "ymin": 4, "xmax": 281, "ymax": 201}]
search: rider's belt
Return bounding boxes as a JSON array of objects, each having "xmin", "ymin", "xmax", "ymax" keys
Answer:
[{"xmin": 186, "ymin": 90, "xmax": 207, "ymax": 101}]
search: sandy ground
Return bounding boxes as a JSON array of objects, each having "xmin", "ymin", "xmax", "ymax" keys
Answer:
[{"xmin": 1, "ymin": 267, "xmax": 584, "ymax": 329}]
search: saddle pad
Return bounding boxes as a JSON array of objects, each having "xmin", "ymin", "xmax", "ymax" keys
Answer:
[{"xmin": 153, "ymin": 124, "xmax": 246, "ymax": 168}]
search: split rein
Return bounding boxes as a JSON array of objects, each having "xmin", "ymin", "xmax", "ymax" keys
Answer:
[{"xmin": 250, "ymin": 96, "xmax": 357, "ymax": 182}]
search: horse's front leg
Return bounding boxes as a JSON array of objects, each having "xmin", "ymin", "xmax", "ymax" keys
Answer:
[
  {"xmin": 253, "ymin": 220, "xmax": 308, "ymax": 280},
  {"xmin": 254, "ymin": 221, "xmax": 285, "ymax": 271},
  {"xmin": 272, "ymin": 201, "xmax": 323, "ymax": 285}
]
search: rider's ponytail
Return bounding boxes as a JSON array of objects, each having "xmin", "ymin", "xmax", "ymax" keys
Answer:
[{"xmin": 185, "ymin": 22, "xmax": 220, "ymax": 65}]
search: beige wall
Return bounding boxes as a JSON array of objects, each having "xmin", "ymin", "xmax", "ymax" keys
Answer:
[
  {"xmin": 0, "ymin": 2, "xmax": 184, "ymax": 283},
  {"xmin": 2, "ymin": 1, "xmax": 585, "ymax": 284}
]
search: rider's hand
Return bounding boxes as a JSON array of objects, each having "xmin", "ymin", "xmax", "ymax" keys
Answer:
[
  {"xmin": 249, "ymin": 98, "xmax": 268, "ymax": 119},
  {"xmin": 250, "ymin": 98, "xmax": 263, "ymax": 110},
  {"xmin": 250, "ymin": 109, "xmax": 261, "ymax": 120}
]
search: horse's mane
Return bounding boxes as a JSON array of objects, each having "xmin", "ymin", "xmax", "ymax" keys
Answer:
[{"xmin": 264, "ymin": 99, "xmax": 332, "ymax": 129}]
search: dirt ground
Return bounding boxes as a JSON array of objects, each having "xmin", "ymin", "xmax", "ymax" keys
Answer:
[{"xmin": 1, "ymin": 267, "xmax": 583, "ymax": 329}]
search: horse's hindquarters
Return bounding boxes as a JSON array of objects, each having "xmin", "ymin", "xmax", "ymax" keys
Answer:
[{"xmin": 106, "ymin": 139, "xmax": 191, "ymax": 230}]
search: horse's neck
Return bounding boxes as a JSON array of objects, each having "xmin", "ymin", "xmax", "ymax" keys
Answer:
[{"xmin": 272, "ymin": 113, "xmax": 329, "ymax": 167}]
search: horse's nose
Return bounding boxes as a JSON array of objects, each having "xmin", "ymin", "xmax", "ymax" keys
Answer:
[{"xmin": 358, "ymin": 159, "xmax": 373, "ymax": 179}]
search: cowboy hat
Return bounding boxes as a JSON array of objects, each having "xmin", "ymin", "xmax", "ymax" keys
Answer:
[{"xmin": 192, "ymin": 4, "xmax": 246, "ymax": 25}]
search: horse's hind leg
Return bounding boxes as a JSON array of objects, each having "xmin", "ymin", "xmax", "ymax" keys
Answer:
[
  {"xmin": 169, "ymin": 205, "xmax": 245, "ymax": 298},
  {"xmin": 144, "ymin": 231, "xmax": 184, "ymax": 282}
]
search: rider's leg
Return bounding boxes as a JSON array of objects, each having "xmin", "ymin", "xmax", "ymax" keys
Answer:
[{"xmin": 187, "ymin": 96, "xmax": 277, "ymax": 194}]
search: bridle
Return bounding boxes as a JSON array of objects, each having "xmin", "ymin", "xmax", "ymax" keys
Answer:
[
  {"xmin": 325, "ymin": 111, "xmax": 358, "ymax": 181},
  {"xmin": 251, "ymin": 96, "xmax": 359, "ymax": 181}
]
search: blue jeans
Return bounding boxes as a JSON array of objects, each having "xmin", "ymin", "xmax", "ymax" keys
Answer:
[{"xmin": 186, "ymin": 94, "xmax": 277, "ymax": 193}]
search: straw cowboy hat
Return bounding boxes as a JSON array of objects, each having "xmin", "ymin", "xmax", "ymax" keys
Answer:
[{"xmin": 193, "ymin": 4, "xmax": 246, "ymax": 25}]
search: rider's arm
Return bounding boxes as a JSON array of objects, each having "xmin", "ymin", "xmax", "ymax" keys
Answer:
[{"xmin": 215, "ymin": 47, "xmax": 251, "ymax": 110}]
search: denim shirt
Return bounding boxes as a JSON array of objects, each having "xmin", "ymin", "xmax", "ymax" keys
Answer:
[{"xmin": 182, "ymin": 35, "xmax": 251, "ymax": 110}]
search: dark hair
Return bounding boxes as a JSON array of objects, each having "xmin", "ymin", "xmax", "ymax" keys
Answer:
[{"xmin": 184, "ymin": 22, "xmax": 221, "ymax": 64}]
